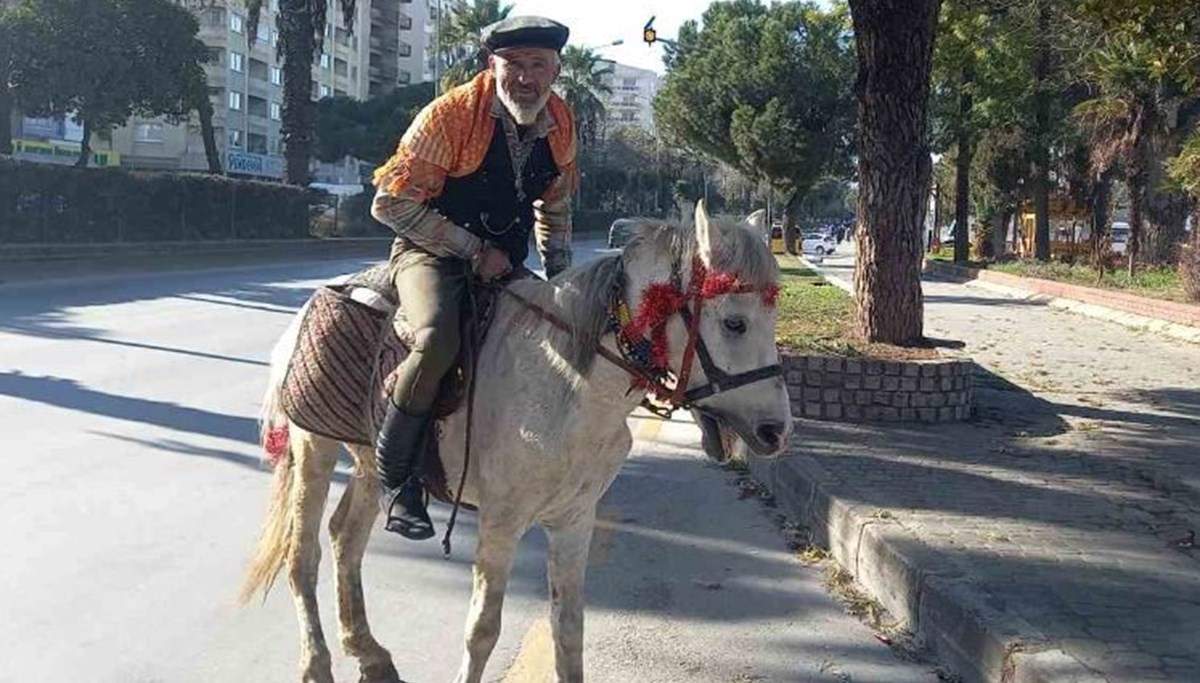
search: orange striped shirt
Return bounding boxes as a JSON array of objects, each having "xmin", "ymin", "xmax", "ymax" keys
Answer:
[{"xmin": 372, "ymin": 71, "xmax": 578, "ymax": 203}]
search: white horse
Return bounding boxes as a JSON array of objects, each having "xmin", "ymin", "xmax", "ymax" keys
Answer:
[{"xmin": 239, "ymin": 201, "xmax": 793, "ymax": 683}]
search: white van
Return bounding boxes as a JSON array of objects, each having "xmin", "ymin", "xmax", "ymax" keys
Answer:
[{"xmin": 1110, "ymin": 222, "xmax": 1130, "ymax": 254}]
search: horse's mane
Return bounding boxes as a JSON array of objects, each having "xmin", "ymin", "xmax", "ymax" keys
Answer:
[{"xmin": 504, "ymin": 214, "xmax": 777, "ymax": 381}]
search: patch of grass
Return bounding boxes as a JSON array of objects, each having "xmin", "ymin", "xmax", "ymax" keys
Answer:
[
  {"xmin": 928, "ymin": 245, "xmax": 990, "ymax": 269},
  {"xmin": 775, "ymin": 258, "xmax": 858, "ymax": 355},
  {"xmin": 774, "ymin": 256, "xmax": 940, "ymax": 359}
]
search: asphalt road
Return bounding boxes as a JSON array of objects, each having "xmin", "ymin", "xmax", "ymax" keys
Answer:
[{"xmin": 0, "ymin": 243, "xmax": 937, "ymax": 682}]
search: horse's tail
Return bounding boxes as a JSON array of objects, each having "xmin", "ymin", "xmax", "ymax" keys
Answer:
[{"xmin": 239, "ymin": 302, "xmax": 307, "ymax": 606}]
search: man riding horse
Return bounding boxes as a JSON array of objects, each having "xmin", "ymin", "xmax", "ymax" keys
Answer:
[{"xmin": 368, "ymin": 16, "xmax": 578, "ymax": 540}]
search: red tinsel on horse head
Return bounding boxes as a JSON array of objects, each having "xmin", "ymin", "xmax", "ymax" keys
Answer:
[{"xmin": 619, "ymin": 257, "xmax": 779, "ymax": 371}]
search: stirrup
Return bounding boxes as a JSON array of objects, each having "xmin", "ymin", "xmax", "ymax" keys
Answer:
[{"xmin": 382, "ymin": 478, "xmax": 436, "ymax": 540}]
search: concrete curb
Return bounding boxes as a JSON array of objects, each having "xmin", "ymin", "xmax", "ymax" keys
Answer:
[{"xmin": 748, "ymin": 451, "xmax": 1105, "ymax": 683}]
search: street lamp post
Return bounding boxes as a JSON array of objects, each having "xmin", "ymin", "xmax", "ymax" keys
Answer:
[{"xmin": 582, "ymin": 39, "xmax": 624, "ymax": 50}]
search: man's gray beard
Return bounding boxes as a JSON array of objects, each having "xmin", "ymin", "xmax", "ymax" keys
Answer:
[{"xmin": 497, "ymin": 85, "xmax": 550, "ymax": 126}]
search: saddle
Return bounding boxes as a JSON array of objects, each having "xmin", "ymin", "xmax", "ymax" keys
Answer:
[{"xmin": 278, "ymin": 263, "xmax": 505, "ymax": 502}]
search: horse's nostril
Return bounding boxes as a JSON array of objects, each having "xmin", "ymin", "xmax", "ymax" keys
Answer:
[{"xmin": 756, "ymin": 421, "xmax": 785, "ymax": 449}]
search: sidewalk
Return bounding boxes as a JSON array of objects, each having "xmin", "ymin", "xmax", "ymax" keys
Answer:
[{"xmin": 762, "ymin": 242, "xmax": 1200, "ymax": 682}]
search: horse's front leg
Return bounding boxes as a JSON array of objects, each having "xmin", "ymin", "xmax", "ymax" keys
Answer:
[
  {"xmin": 544, "ymin": 509, "xmax": 596, "ymax": 683},
  {"xmin": 453, "ymin": 516, "xmax": 523, "ymax": 683}
]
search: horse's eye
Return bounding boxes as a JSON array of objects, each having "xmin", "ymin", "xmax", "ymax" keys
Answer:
[{"xmin": 723, "ymin": 316, "xmax": 747, "ymax": 335}]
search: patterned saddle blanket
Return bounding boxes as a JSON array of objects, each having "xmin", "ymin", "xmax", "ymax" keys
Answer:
[{"xmin": 279, "ymin": 263, "xmax": 498, "ymax": 502}]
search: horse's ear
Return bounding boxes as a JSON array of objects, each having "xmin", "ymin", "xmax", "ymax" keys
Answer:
[
  {"xmin": 695, "ymin": 199, "xmax": 718, "ymax": 267},
  {"xmin": 745, "ymin": 209, "xmax": 767, "ymax": 231}
]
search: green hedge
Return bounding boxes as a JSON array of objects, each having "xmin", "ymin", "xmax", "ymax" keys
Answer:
[{"xmin": 0, "ymin": 157, "xmax": 318, "ymax": 243}]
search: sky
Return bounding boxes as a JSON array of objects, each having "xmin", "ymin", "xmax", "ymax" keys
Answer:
[{"xmin": 508, "ymin": 0, "xmax": 716, "ymax": 74}]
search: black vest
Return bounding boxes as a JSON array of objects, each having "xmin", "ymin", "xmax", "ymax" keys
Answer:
[{"xmin": 429, "ymin": 122, "xmax": 560, "ymax": 266}]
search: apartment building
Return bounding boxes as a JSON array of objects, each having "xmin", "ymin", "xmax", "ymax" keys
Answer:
[
  {"xmin": 10, "ymin": 0, "xmax": 433, "ymax": 181},
  {"xmin": 599, "ymin": 62, "xmax": 661, "ymax": 133}
]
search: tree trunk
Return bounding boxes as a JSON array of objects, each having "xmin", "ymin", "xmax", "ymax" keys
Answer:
[
  {"xmin": 74, "ymin": 117, "xmax": 91, "ymax": 168},
  {"xmin": 783, "ymin": 189, "xmax": 802, "ymax": 255},
  {"xmin": 848, "ymin": 0, "xmax": 939, "ymax": 346},
  {"xmin": 1192, "ymin": 201, "xmax": 1200, "ymax": 250},
  {"xmin": 1127, "ymin": 170, "xmax": 1145, "ymax": 277},
  {"xmin": 1143, "ymin": 185, "xmax": 1190, "ymax": 265},
  {"xmin": 0, "ymin": 87, "xmax": 13, "ymax": 156},
  {"xmin": 953, "ymin": 63, "xmax": 973, "ymax": 264},
  {"xmin": 1031, "ymin": 1, "xmax": 1051, "ymax": 262},
  {"xmin": 198, "ymin": 96, "xmax": 222, "ymax": 174},
  {"xmin": 992, "ymin": 205, "xmax": 1012, "ymax": 258},
  {"xmin": 280, "ymin": 0, "xmax": 316, "ymax": 186},
  {"xmin": 1091, "ymin": 173, "xmax": 1111, "ymax": 280}
]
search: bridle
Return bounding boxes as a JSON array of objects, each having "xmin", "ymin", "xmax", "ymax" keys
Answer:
[{"xmin": 499, "ymin": 251, "xmax": 783, "ymax": 417}]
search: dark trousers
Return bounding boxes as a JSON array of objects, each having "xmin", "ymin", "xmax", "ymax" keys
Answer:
[{"xmin": 389, "ymin": 250, "xmax": 469, "ymax": 414}]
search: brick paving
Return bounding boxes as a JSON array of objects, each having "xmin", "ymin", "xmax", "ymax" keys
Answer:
[{"xmin": 793, "ymin": 245, "xmax": 1200, "ymax": 681}]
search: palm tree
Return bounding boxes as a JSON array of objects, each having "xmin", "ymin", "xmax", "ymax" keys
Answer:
[
  {"xmin": 245, "ymin": 0, "xmax": 357, "ymax": 185},
  {"xmin": 438, "ymin": 0, "xmax": 512, "ymax": 92},
  {"xmin": 1075, "ymin": 36, "xmax": 1197, "ymax": 273},
  {"xmin": 557, "ymin": 46, "xmax": 613, "ymax": 148}
]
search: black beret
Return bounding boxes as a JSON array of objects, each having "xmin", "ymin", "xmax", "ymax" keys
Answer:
[{"xmin": 481, "ymin": 16, "xmax": 569, "ymax": 53}]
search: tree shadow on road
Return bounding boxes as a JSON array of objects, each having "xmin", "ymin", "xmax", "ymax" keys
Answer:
[
  {"xmin": 771, "ymin": 362, "xmax": 1200, "ymax": 680},
  {"xmin": 0, "ymin": 258, "xmax": 375, "ymax": 343}
]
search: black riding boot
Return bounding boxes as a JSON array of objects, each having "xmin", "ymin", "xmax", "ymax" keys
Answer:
[{"xmin": 375, "ymin": 402, "xmax": 436, "ymax": 540}]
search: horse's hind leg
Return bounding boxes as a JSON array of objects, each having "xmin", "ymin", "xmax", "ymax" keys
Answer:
[
  {"xmin": 330, "ymin": 445, "xmax": 399, "ymax": 683},
  {"xmin": 287, "ymin": 428, "xmax": 341, "ymax": 683}
]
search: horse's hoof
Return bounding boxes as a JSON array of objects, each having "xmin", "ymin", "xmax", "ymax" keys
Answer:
[{"xmin": 359, "ymin": 660, "xmax": 403, "ymax": 683}]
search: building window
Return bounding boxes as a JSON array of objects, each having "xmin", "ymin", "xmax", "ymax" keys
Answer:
[
  {"xmin": 271, "ymin": 29, "xmax": 279, "ymax": 47},
  {"xmin": 228, "ymin": 129, "xmax": 244, "ymax": 148},
  {"xmin": 320, "ymin": 53, "xmax": 331, "ymax": 69},
  {"xmin": 135, "ymin": 123, "xmax": 164, "ymax": 143},
  {"xmin": 270, "ymin": 66, "xmax": 282, "ymax": 85},
  {"xmin": 351, "ymin": 65, "xmax": 358, "ymax": 82},
  {"xmin": 230, "ymin": 12, "xmax": 244, "ymax": 33},
  {"xmin": 269, "ymin": 137, "xmax": 281, "ymax": 154},
  {"xmin": 204, "ymin": 8, "xmax": 225, "ymax": 27},
  {"xmin": 319, "ymin": 84, "xmax": 331, "ymax": 98},
  {"xmin": 398, "ymin": 42, "xmax": 412, "ymax": 57},
  {"xmin": 269, "ymin": 101, "xmax": 281, "ymax": 120},
  {"xmin": 256, "ymin": 21, "xmax": 269, "ymax": 42},
  {"xmin": 230, "ymin": 51, "xmax": 244, "ymax": 72},
  {"xmin": 229, "ymin": 90, "xmax": 243, "ymax": 111}
]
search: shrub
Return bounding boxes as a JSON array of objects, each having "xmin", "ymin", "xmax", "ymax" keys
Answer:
[{"xmin": 0, "ymin": 157, "xmax": 318, "ymax": 244}]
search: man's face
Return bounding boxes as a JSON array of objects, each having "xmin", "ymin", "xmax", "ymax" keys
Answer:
[{"xmin": 490, "ymin": 47, "xmax": 560, "ymax": 125}]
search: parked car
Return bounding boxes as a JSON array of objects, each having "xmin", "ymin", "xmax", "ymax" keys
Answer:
[
  {"xmin": 1110, "ymin": 221, "xmax": 1130, "ymax": 255},
  {"xmin": 802, "ymin": 232, "xmax": 837, "ymax": 255}
]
